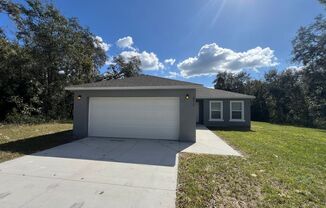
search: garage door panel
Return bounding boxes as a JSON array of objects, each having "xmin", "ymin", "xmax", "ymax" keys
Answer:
[{"xmin": 88, "ymin": 97, "xmax": 179, "ymax": 140}]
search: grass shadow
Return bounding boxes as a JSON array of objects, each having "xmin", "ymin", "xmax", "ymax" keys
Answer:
[{"xmin": 0, "ymin": 130, "xmax": 78, "ymax": 156}]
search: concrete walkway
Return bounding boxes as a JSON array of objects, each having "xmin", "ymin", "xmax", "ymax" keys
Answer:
[
  {"xmin": 0, "ymin": 126, "xmax": 240, "ymax": 208},
  {"xmin": 182, "ymin": 125, "xmax": 242, "ymax": 156}
]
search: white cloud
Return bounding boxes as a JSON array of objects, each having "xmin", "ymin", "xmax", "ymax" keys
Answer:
[
  {"xmin": 286, "ymin": 65, "xmax": 303, "ymax": 71},
  {"xmin": 120, "ymin": 50, "xmax": 164, "ymax": 70},
  {"xmin": 177, "ymin": 43, "xmax": 278, "ymax": 77},
  {"xmin": 117, "ymin": 36, "xmax": 164, "ymax": 70},
  {"xmin": 164, "ymin": 71, "xmax": 179, "ymax": 79},
  {"xmin": 94, "ymin": 36, "xmax": 110, "ymax": 52},
  {"xmin": 164, "ymin": 58, "xmax": 176, "ymax": 66},
  {"xmin": 105, "ymin": 57, "xmax": 115, "ymax": 66},
  {"xmin": 116, "ymin": 36, "xmax": 135, "ymax": 50}
]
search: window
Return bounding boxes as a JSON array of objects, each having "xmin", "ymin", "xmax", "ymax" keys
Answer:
[
  {"xmin": 209, "ymin": 101, "xmax": 223, "ymax": 121},
  {"xmin": 230, "ymin": 101, "xmax": 244, "ymax": 121}
]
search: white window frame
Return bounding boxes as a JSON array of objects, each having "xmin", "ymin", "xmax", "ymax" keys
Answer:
[
  {"xmin": 209, "ymin": 100, "xmax": 223, "ymax": 121},
  {"xmin": 230, "ymin": 100, "xmax": 245, "ymax": 122}
]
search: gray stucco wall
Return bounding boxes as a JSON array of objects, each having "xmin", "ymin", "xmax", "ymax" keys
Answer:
[
  {"xmin": 72, "ymin": 89, "xmax": 196, "ymax": 142},
  {"xmin": 200, "ymin": 99, "xmax": 251, "ymax": 130}
]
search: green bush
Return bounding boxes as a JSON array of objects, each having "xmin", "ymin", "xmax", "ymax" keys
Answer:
[{"xmin": 5, "ymin": 112, "xmax": 46, "ymax": 124}]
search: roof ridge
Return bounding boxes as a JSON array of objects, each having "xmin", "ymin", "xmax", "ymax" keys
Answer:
[
  {"xmin": 196, "ymin": 86, "xmax": 255, "ymax": 99},
  {"xmin": 66, "ymin": 74, "xmax": 202, "ymax": 90},
  {"xmin": 139, "ymin": 75, "xmax": 202, "ymax": 86},
  {"xmin": 95, "ymin": 74, "xmax": 202, "ymax": 86}
]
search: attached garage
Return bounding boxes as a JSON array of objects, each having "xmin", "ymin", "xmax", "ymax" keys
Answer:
[
  {"xmin": 66, "ymin": 75, "xmax": 198, "ymax": 142},
  {"xmin": 88, "ymin": 97, "xmax": 180, "ymax": 140}
]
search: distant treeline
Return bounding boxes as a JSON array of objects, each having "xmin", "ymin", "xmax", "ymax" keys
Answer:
[
  {"xmin": 0, "ymin": 0, "xmax": 325, "ymax": 129},
  {"xmin": 213, "ymin": 8, "xmax": 325, "ymax": 129}
]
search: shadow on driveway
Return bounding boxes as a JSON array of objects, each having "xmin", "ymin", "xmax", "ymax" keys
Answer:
[
  {"xmin": 1, "ymin": 133, "xmax": 192, "ymax": 167},
  {"xmin": 33, "ymin": 137, "xmax": 192, "ymax": 166}
]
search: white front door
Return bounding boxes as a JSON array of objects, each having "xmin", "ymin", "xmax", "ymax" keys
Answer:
[{"xmin": 88, "ymin": 97, "xmax": 180, "ymax": 140}]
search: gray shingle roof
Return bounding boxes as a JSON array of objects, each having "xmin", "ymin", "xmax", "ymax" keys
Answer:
[
  {"xmin": 65, "ymin": 75, "xmax": 255, "ymax": 99},
  {"xmin": 196, "ymin": 87, "xmax": 255, "ymax": 99},
  {"xmin": 65, "ymin": 75, "xmax": 201, "ymax": 89}
]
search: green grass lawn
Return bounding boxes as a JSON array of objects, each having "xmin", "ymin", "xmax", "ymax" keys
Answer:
[
  {"xmin": 0, "ymin": 122, "xmax": 75, "ymax": 163},
  {"xmin": 177, "ymin": 122, "xmax": 326, "ymax": 208}
]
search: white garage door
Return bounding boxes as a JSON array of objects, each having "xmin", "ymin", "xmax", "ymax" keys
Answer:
[{"xmin": 88, "ymin": 97, "xmax": 180, "ymax": 140}]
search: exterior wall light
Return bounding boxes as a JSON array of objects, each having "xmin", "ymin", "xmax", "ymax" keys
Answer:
[
  {"xmin": 185, "ymin": 94, "xmax": 190, "ymax": 100},
  {"xmin": 77, "ymin": 95, "xmax": 82, "ymax": 100}
]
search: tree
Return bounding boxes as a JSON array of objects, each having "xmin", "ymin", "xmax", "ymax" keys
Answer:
[
  {"xmin": 292, "ymin": 15, "xmax": 326, "ymax": 127},
  {"xmin": 0, "ymin": 0, "xmax": 107, "ymax": 120},
  {"xmin": 0, "ymin": 32, "xmax": 38, "ymax": 121},
  {"xmin": 0, "ymin": 0, "xmax": 20, "ymax": 17},
  {"xmin": 212, "ymin": 68, "xmax": 311, "ymax": 126},
  {"xmin": 245, "ymin": 80, "xmax": 269, "ymax": 121},
  {"xmin": 263, "ymin": 69, "xmax": 309, "ymax": 125},
  {"xmin": 213, "ymin": 71, "xmax": 250, "ymax": 93},
  {"xmin": 102, "ymin": 55, "xmax": 141, "ymax": 80}
]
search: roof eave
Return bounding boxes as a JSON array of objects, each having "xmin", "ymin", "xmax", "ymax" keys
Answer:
[
  {"xmin": 196, "ymin": 96, "xmax": 255, "ymax": 99},
  {"xmin": 65, "ymin": 85, "xmax": 198, "ymax": 91}
]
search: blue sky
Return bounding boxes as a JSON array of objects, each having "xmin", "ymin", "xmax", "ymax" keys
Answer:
[{"xmin": 1, "ymin": 0, "xmax": 324, "ymax": 87}]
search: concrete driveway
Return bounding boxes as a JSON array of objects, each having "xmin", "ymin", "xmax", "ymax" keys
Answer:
[
  {"xmin": 0, "ymin": 138, "xmax": 190, "ymax": 208},
  {"xmin": 0, "ymin": 127, "xmax": 240, "ymax": 208}
]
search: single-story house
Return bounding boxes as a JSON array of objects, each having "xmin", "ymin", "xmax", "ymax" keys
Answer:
[{"xmin": 66, "ymin": 75, "xmax": 255, "ymax": 142}]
